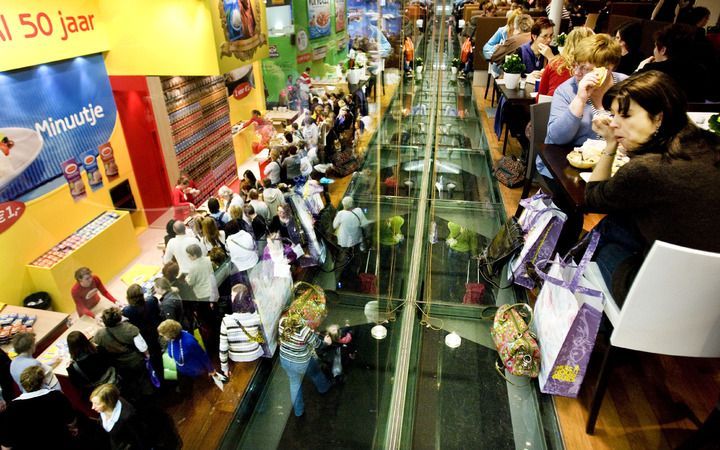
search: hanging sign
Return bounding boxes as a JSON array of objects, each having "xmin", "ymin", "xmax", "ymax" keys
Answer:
[
  {"xmin": 233, "ymin": 82, "xmax": 253, "ymax": 100},
  {"xmin": 0, "ymin": 201, "xmax": 25, "ymax": 234},
  {"xmin": 269, "ymin": 44, "xmax": 279, "ymax": 58},
  {"xmin": 0, "ymin": 0, "xmax": 108, "ymax": 72},
  {"xmin": 307, "ymin": 0, "xmax": 331, "ymax": 39},
  {"xmin": 297, "ymin": 53, "xmax": 312, "ymax": 64}
]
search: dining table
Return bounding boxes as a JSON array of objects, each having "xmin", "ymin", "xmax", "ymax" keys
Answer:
[
  {"xmin": 537, "ymin": 143, "xmax": 587, "ymax": 212},
  {"xmin": 494, "ymin": 77, "xmax": 538, "ymax": 155}
]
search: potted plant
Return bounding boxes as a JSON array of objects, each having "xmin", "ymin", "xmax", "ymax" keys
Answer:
[
  {"xmin": 415, "ymin": 57, "xmax": 424, "ymax": 76},
  {"xmin": 451, "ymin": 57, "xmax": 461, "ymax": 76},
  {"xmin": 556, "ymin": 33, "xmax": 567, "ymax": 53},
  {"xmin": 502, "ymin": 54, "xmax": 525, "ymax": 89}
]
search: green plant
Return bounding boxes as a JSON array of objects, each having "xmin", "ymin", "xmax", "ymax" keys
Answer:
[
  {"xmin": 451, "ymin": 57, "xmax": 461, "ymax": 68},
  {"xmin": 502, "ymin": 54, "xmax": 526, "ymax": 74},
  {"xmin": 415, "ymin": 57, "xmax": 424, "ymax": 66},
  {"xmin": 557, "ymin": 32, "xmax": 567, "ymax": 47}
]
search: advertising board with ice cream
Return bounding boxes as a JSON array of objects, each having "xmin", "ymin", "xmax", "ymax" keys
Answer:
[
  {"xmin": 0, "ymin": 53, "xmax": 117, "ymax": 202},
  {"xmin": 308, "ymin": 0, "xmax": 332, "ymax": 39}
]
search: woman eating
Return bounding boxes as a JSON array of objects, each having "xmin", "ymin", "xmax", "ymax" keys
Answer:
[
  {"xmin": 586, "ymin": 70, "xmax": 720, "ymax": 304},
  {"xmin": 538, "ymin": 27, "xmax": 595, "ymax": 97}
]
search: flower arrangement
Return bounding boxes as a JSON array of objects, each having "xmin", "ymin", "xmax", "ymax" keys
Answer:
[
  {"xmin": 415, "ymin": 57, "xmax": 424, "ymax": 67},
  {"xmin": 556, "ymin": 32, "xmax": 567, "ymax": 47},
  {"xmin": 502, "ymin": 54, "xmax": 526, "ymax": 74},
  {"xmin": 451, "ymin": 57, "xmax": 462, "ymax": 68}
]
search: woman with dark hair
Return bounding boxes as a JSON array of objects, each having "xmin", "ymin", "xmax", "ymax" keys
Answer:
[
  {"xmin": 94, "ymin": 307, "xmax": 154, "ymax": 402},
  {"xmin": 637, "ymin": 23, "xmax": 712, "ymax": 102},
  {"xmin": 218, "ymin": 284, "xmax": 264, "ymax": 376},
  {"xmin": 517, "ymin": 17, "xmax": 555, "ymax": 76},
  {"xmin": 163, "ymin": 219, "xmax": 176, "ymax": 246},
  {"xmin": 587, "ymin": 70, "xmax": 720, "ymax": 303},
  {"xmin": 67, "ymin": 331, "xmax": 116, "ymax": 398},
  {"xmin": 614, "ymin": 21, "xmax": 644, "ymax": 75},
  {"xmin": 243, "ymin": 169, "xmax": 260, "ymax": 191}
]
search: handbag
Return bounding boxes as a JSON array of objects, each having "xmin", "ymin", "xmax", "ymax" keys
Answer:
[
  {"xmin": 233, "ymin": 318, "xmax": 265, "ymax": 344},
  {"xmin": 162, "ymin": 352, "xmax": 178, "ymax": 381},
  {"xmin": 493, "ymin": 156, "xmax": 526, "ymax": 188},
  {"xmin": 463, "ymin": 259, "xmax": 485, "ymax": 305},
  {"xmin": 288, "ymin": 282, "xmax": 327, "ymax": 329},
  {"xmin": 478, "ymin": 217, "xmax": 524, "ymax": 283},
  {"xmin": 490, "ymin": 303, "xmax": 541, "ymax": 379},
  {"xmin": 145, "ymin": 357, "xmax": 161, "ymax": 388}
]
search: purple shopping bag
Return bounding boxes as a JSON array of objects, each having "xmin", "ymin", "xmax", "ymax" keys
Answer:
[
  {"xmin": 510, "ymin": 191, "xmax": 567, "ymax": 289},
  {"xmin": 533, "ymin": 231, "xmax": 605, "ymax": 397}
]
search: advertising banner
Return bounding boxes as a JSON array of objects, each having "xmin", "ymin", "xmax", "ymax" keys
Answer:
[
  {"xmin": 335, "ymin": 0, "xmax": 346, "ymax": 32},
  {"xmin": 0, "ymin": 0, "xmax": 108, "ymax": 72},
  {"xmin": 308, "ymin": 0, "xmax": 331, "ymax": 39},
  {"xmin": 0, "ymin": 54, "xmax": 117, "ymax": 202},
  {"xmin": 211, "ymin": 0, "xmax": 270, "ymax": 74}
]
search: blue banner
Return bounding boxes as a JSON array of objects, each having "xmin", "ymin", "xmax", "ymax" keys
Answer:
[{"xmin": 0, "ymin": 54, "xmax": 117, "ymax": 201}]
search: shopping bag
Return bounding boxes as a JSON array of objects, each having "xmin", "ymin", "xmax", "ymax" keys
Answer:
[
  {"xmin": 359, "ymin": 248, "xmax": 378, "ymax": 294},
  {"xmin": 463, "ymin": 259, "xmax": 485, "ymax": 305},
  {"xmin": 162, "ymin": 352, "xmax": 178, "ymax": 381},
  {"xmin": 510, "ymin": 192, "xmax": 567, "ymax": 289},
  {"xmin": 145, "ymin": 357, "xmax": 161, "ymax": 388},
  {"xmin": 193, "ymin": 327, "xmax": 206, "ymax": 351},
  {"xmin": 533, "ymin": 231, "xmax": 605, "ymax": 397},
  {"xmin": 288, "ymin": 282, "xmax": 327, "ymax": 329}
]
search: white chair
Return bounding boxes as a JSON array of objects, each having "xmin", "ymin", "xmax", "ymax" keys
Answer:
[{"xmin": 583, "ymin": 241, "xmax": 720, "ymax": 434}]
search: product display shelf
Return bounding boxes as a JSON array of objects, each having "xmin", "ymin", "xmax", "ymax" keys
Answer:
[
  {"xmin": 162, "ymin": 75, "xmax": 237, "ymax": 206},
  {"xmin": 0, "ymin": 305, "xmax": 69, "ymax": 355},
  {"xmin": 25, "ymin": 210, "xmax": 140, "ymax": 314}
]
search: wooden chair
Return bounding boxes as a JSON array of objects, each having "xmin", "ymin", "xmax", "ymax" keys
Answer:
[
  {"xmin": 585, "ymin": 13, "xmax": 599, "ymax": 31},
  {"xmin": 583, "ymin": 242, "xmax": 720, "ymax": 434},
  {"xmin": 515, "ymin": 101, "xmax": 552, "ymax": 217}
]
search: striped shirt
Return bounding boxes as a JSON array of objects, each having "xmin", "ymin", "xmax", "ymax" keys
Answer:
[
  {"xmin": 278, "ymin": 318, "xmax": 322, "ymax": 364},
  {"xmin": 219, "ymin": 313, "xmax": 265, "ymax": 373}
]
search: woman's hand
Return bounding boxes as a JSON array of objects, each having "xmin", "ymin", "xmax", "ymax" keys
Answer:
[
  {"xmin": 577, "ymin": 70, "xmax": 602, "ymax": 102},
  {"xmin": 592, "ymin": 114, "xmax": 616, "ymax": 143},
  {"xmin": 637, "ymin": 56, "xmax": 654, "ymax": 71},
  {"xmin": 537, "ymin": 43, "xmax": 554, "ymax": 61},
  {"xmin": 323, "ymin": 335, "xmax": 333, "ymax": 346}
]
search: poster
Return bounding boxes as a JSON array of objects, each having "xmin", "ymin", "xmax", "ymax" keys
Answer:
[
  {"xmin": 0, "ymin": 54, "xmax": 117, "ymax": 202},
  {"xmin": 81, "ymin": 150, "xmax": 103, "ymax": 191},
  {"xmin": 308, "ymin": 0, "xmax": 331, "ymax": 39},
  {"xmin": 335, "ymin": 0, "xmax": 346, "ymax": 32},
  {"xmin": 212, "ymin": 0, "xmax": 269, "ymax": 73}
]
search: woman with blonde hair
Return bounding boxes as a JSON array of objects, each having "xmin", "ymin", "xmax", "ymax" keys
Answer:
[
  {"xmin": 538, "ymin": 27, "xmax": 595, "ymax": 97},
  {"xmin": 482, "ymin": 8, "xmax": 523, "ymax": 60}
]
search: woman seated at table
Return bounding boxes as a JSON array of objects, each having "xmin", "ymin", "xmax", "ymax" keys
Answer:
[
  {"xmin": 517, "ymin": 17, "xmax": 555, "ymax": 77},
  {"xmin": 545, "ymin": 34, "xmax": 625, "ymax": 148},
  {"xmin": 538, "ymin": 27, "xmax": 595, "ymax": 97},
  {"xmin": 586, "ymin": 71, "xmax": 720, "ymax": 303}
]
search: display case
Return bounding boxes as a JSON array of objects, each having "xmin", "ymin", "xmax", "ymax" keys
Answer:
[{"xmin": 26, "ymin": 210, "xmax": 140, "ymax": 314}]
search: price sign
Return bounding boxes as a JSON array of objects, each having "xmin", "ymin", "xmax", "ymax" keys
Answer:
[{"xmin": 0, "ymin": 201, "xmax": 25, "ymax": 234}]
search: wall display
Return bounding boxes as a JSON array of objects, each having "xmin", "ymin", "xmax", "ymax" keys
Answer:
[
  {"xmin": 224, "ymin": 64, "xmax": 256, "ymax": 99},
  {"xmin": 308, "ymin": 0, "xmax": 331, "ymax": 39},
  {"xmin": 212, "ymin": 0, "xmax": 270, "ymax": 73},
  {"xmin": 61, "ymin": 158, "xmax": 86, "ymax": 201},
  {"xmin": 0, "ymin": 0, "xmax": 109, "ymax": 72},
  {"xmin": 162, "ymin": 76, "xmax": 237, "ymax": 205},
  {"xmin": 98, "ymin": 142, "xmax": 118, "ymax": 180},
  {"xmin": 80, "ymin": 150, "xmax": 103, "ymax": 191},
  {"xmin": 347, "ymin": 0, "xmax": 399, "ymax": 53},
  {"xmin": 0, "ymin": 54, "xmax": 117, "ymax": 202},
  {"xmin": 335, "ymin": 0, "xmax": 346, "ymax": 32}
]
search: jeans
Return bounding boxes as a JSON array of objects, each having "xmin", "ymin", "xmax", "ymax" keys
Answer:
[
  {"xmin": 592, "ymin": 214, "xmax": 645, "ymax": 303},
  {"xmin": 280, "ymin": 356, "xmax": 331, "ymax": 416}
]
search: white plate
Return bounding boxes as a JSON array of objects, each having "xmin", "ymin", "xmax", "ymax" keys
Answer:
[{"xmin": 0, "ymin": 127, "xmax": 44, "ymax": 191}]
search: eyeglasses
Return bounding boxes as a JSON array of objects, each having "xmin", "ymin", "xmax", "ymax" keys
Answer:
[{"xmin": 574, "ymin": 64, "xmax": 595, "ymax": 75}]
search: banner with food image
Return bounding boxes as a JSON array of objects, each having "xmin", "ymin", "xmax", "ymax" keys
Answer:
[
  {"xmin": 308, "ymin": 0, "xmax": 331, "ymax": 39},
  {"xmin": 335, "ymin": 0, "xmax": 346, "ymax": 32},
  {"xmin": 80, "ymin": 149, "xmax": 103, "ymax": 191},
  {"xmin": 0, "ymin": 53, "xmax": 117, "ymax": 202}
]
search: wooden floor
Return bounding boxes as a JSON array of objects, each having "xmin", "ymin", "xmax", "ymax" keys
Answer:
[{"xmin": 472, "ymin": 82, "xmax": 720, "ymax": 450}]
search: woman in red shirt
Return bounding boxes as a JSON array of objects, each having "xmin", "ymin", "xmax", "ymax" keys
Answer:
[
  {"xmin": 172, "ymin": 176, "xmax": 196, "ymax": 221},
  {"xmin": 71, "ymin": 267, "xmax": 118, "ymax": 318},
  {"xmin": 538, "ymin": 27, "xmax": 595, "ymax": 97}
]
